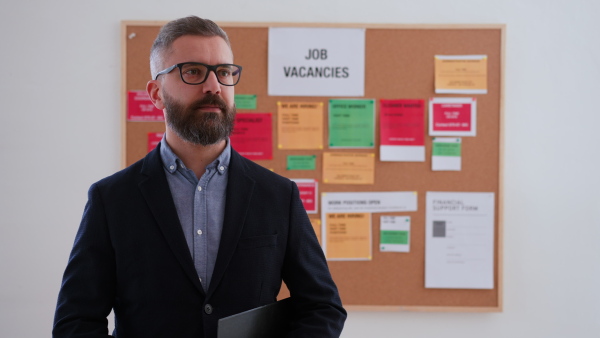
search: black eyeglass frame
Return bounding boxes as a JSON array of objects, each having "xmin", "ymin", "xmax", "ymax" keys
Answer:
[{"xmin": 154, "ymin": 62, "xmax": 243, "ymax": 86}]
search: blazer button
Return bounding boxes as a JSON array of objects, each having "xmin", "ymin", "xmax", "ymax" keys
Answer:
[{"xmin": 204, "ymin": 304, "xmax": 213, "ymax": 315}]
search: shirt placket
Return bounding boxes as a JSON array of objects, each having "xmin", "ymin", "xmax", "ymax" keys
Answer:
[{"xmin": 194, "ymin": 167, "xmax": 214, "ymax": 291}]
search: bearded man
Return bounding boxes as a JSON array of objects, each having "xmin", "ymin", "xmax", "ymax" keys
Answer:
[{"xmin": 53, "ymin": 16, "xmax": 346, "ymax": 338}]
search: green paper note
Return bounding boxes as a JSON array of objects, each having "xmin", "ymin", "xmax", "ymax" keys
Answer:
[
  {"xmin": 432, "ymin": 138, "xmax": 461, "ymax": 157},
  {"xmin": 287, "ymin": 155, "xmax": 317, "ymax": 170},
  {"xmin": 380, "ymin": 215, "xmax": 411, "ymax": 252},
  {"xmin": 235, "ymin": 94, "xmax": 257, "ymax": 110},
  {"xmin": 380, "ymin": 230, "xmax": 409, "ymax": 245},
  {"xmin": 328, "ymin": 99, "xmax": 375, "ymax": 148}
]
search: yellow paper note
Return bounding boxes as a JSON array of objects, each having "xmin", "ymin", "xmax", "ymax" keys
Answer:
[
  {"xmin": 326, "ymin": 213, "xmax": 371, "ymax": 260},
  {"xmin": 435, "ymin": 55, "xmax": 487, "ymax": 94},
  {"xmin": 322, "ymin": 152, "xmax": 375, "ymax": 185},
  {"xmin": 277, "ymin": 102, "xmax": 324, "ymax": 149},
  {"xmin": 310, "ymin": 218, "xmax": 322, "ymax": 245}
]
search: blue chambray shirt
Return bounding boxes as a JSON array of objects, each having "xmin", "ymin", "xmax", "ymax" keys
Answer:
[{"xmin": 159, "ymin": 136, "xmax": 230, "ymax": 292}]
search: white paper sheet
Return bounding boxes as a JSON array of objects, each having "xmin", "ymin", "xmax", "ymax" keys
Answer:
[
  {"xmin": 268, "ymin": 27, "xmax": 365, "ymax": 97},
  {"xmin": 432, "ymin": 137, "xmax": 462, "ymax": 171},
  {"xmin": 321, "ymin": 191, "xmax": 417, "ymax": 214},
  {"xmin": 380, "ymin": 145, "xmax": 426, "ymax": 162},
  {"xmin": 380, "ymin": 216, "xmax": 411, "ymax": 253},
  {"xmin": 425, "ymin": 192, "xmax": 495, "ymax": 289}
]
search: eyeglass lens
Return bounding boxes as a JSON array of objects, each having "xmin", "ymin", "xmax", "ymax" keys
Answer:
[{"xmin": 180, "ymin": 63, "xmax": 241, "ymax": 85}]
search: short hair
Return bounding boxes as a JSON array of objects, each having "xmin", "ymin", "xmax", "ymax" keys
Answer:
[{"xmin": 150, "ymin": 16, "xmax": 230, "ymax": 79}]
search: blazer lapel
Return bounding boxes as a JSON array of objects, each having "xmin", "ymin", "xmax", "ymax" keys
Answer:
[
  {"xmin": 207, "ymin": 149, "xmax": 255, "ymax": 297},
  {"xmin": 138, "ymin": 145, "xmax": 205, "ymax": 296}
]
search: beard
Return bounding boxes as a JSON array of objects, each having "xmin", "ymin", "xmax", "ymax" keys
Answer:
[{"xmin": 163, "ymin": 90, "xmax": 236, "ymax": 146}]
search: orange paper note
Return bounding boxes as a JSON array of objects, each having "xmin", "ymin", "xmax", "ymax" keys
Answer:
[
  {"xmin": 435, "ymin": 55, "xmax": 487, "ymax": 94},
  {"xmin": 325, "ymin": 213, "xmax": 371, "ymax": 260},
  {"xmin": 277, "ymin": 102, "xmax": 324, "ymax": 149},
  {"xmin": 322, "ymin": 152, "xmax": 375, "ymax": 185}
]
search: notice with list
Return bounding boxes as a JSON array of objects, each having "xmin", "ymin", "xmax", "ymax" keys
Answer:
[
  {"xmin": 429, "ymin": 97, "xmax": 477, "ymax": 137},
  {"xmin": 277, "ymin": 101, "xmax": 324, "ymax": 150},
  {"xmin": 379, "ymin": 99, "xmax": 425, "ymax": 162},
  {"xmin": 325, "ymin": 212, "xmax": 372, "ymax": 260},
  {"xmin": 229, "ymin": 113, "xmax": 273, "ymax": 160},
  {"xmin": 127, "ymin": 90, "xmax": 164, "ymax": 122},
  {"xmin": 432, "ymin": 137, "xmax": 462, "ymax": 171},
  {"xmin": 435, "ymin": 55, "xmax": 488, "ymax": 94},
  {"xmin": 322, "ymin": 152, "xmax": 375, "ymax": 185},
  {"xmin": 147, "ymin": 132, "xmax": 164, "ymax": 153},
  {"xmin": 329, "ymin": 99, "xmax": 375, "ymax": 148},
  {"xmin": 380, "ymin": 216, "xmax": 411, "ymax": 253},
  {"xmin": 291, "ymin": 178, "xmax": 318, "ymax": 214}
]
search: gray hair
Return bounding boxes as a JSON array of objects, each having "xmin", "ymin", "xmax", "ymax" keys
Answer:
[{"xmin": 150, "ymin": 16, "xmax": 230, "ymax": 79}]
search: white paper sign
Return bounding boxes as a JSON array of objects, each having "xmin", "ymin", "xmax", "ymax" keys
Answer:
[
  {"xmin": 321, "ymin": 191, "xmax": 417, "ymax": 214},
  {"xmin": 380, "ymin": 145, "xmax": 426, "ymax": 162},
  {"xmin": 268, "ymin": 27, "xmax": 365, "ymax": 97},
  {"xmin": 432, "ymin": 137, "xmax": 462, "ymax": 171},
  {"xmin": 380, "ymin": 216, "xmax": 411, "ymax": 253},
  {"xmin": 425, "ymin": 192, "xmax": 495, "ymax": 289}
]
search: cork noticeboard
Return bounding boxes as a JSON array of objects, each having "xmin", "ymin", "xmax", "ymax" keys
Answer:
[{"xmin": 122, "ymin": 21, "xmax": 505, "ymax": 312}]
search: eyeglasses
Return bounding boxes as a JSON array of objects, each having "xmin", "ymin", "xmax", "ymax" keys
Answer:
[{"xmin": 154, "ymin": 62, "xmax": 242, "ymax": 86}]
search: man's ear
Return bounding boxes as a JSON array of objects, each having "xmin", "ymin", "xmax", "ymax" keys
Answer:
[{"xmin": 147, "ymin": 80, "xmax": 165, "ymax": 110}]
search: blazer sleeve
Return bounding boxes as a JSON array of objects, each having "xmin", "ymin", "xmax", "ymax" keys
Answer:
[
  {"xmin": 53, "ymin": 183, "xmax": 115, "ymax": 338},
  {"xmin": 281, "ymin": 182, "xmax": 347, "ymax": 337}
]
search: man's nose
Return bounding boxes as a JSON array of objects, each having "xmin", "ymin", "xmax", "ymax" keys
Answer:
[{"xmin": 202, "ymin": 71, "xmax": 221, "ymax": 94}]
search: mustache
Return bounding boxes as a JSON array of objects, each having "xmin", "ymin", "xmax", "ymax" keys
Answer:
[{"xmin": 189, "ymin": 94, "xmax": 228, "ymax": 112}]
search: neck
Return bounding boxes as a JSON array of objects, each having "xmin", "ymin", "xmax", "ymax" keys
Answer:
[{"xmin": 165, "ymin": 129, "xmax": 226, "ymax": 179}]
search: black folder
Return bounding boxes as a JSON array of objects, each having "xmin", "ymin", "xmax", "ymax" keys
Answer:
[{"xmin": 217, "ymin": 298, "xmax": 293, "ymax": 338}]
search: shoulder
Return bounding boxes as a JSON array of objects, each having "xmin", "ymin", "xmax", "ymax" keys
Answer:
[
  {"xmin": 230, "ymin": 148, "xmax": 298, "ymax": 197},
  {"xmin": 231, "ymin": 148, "xmax": 293, "ymax": 186},
  {"xmin": 92, "ymin": 148, "xmax": 159, "ymax": 195},
  {"xmin": 94, "ymin": 159, "xmax": 143, "ymax": 189}
]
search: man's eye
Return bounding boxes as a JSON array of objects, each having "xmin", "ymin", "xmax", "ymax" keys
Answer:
[
  {"xmin": 185, "ymin": 68, "xmax": 203, "ymax": 76},
  {"xmin": 217, "ymin": 69, "xmax": 231, "ymax": 77},
  {"xmin": 181, "ymin": 64, "xmax": 207, "ymax": 78}
]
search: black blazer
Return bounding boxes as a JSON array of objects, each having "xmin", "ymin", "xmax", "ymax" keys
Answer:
[{"xmin": 53, "ymin": 145, "xmax": 346, "ymax": 338}]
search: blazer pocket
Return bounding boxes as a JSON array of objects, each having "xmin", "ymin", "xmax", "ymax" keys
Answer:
[{"xmin": 237, "ymin": 234, "xmax": 278, "ymax": 249}]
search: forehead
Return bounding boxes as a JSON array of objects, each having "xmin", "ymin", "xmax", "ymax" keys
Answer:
[{"xmin": 165, "ymin": 35, "xmax": 233, "ymax": 65}]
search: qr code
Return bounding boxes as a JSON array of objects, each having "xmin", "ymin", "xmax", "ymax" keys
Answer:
[{"xmin": 433, "ymin": 221, "xmax": 446, "ymax": 238}]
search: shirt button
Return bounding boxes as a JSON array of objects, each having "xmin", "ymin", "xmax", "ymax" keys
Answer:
[
  {"xmin": 219, "ymin": 166, "xmax": 225, "ymax": 171},
  {"xmin": 197, "ymin": 186, "xmax": 202, "ymax": 192},
  {"xmin": 197, "ymin": 229, "xmax": 203, "ymax": 235},
  {"xmin": 169, "ymin": 165, "xmax": 175, "ymax": 170},
  {"xmin": 204, "ymin": 304, "xmax": 213, "ymax": 315}
]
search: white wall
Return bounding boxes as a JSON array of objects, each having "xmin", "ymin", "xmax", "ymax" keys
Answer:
[{"xmin": 1, "ymin": 0, "xmax": 599, "ymax": 337}]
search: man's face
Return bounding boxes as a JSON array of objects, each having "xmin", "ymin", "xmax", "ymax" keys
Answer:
[{"xmin": 157, "ymin": 35, "xmax": 237, "ymax": 146}]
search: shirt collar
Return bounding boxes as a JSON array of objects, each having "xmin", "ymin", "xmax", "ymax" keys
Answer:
[
  {"xmin": 160, "ymin": 135, "xmax": 231, "ymax": 175},
  {"xmin": 214, "ymin": 139, "xmax": 231, "ymax": 175}
]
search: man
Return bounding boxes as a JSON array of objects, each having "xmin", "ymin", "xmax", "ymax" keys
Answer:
[{"xmin": 53, "ymin": 16, "xmax": 346, "ymax": 338}]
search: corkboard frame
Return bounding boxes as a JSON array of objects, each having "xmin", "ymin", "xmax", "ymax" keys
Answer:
[{"xmin": 121, "ymin": 21, "xmax": 505, "ymax": 312}]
